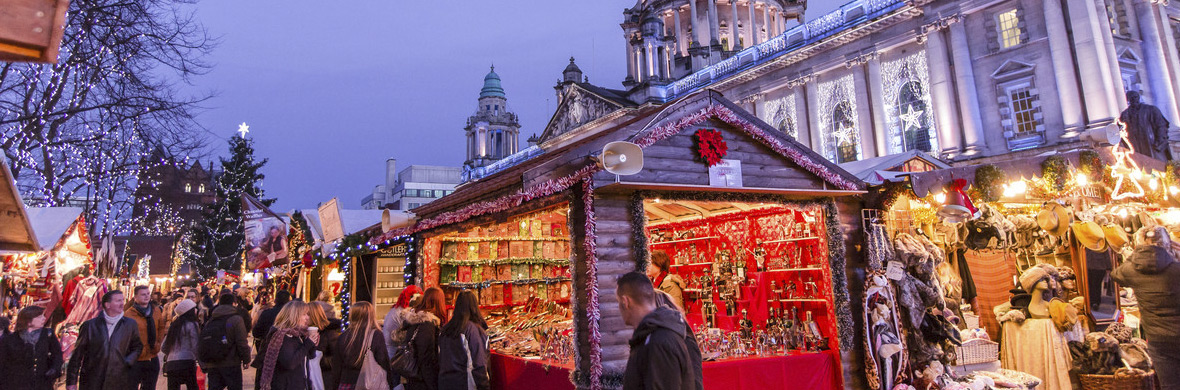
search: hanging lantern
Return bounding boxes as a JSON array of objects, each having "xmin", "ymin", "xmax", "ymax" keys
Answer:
[{"xmin": 938, "ymin": 178, "xmax": 979, "ymax": 223}]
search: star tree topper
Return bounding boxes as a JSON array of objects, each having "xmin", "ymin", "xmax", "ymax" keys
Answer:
[{"xmin": 237, "ymin": 122, "xmax": 250, "ymax": 138}]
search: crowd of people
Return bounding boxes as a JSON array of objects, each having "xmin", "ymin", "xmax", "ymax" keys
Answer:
[{"xmin": 0, "ymin": 269, "xmax": 703, "ymax": 390}]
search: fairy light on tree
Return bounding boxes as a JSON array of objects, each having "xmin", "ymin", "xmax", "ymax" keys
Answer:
[
  {"xmin": 187, "ymin": 128, "xmax": 275, "ymax": 277},
  {"xmin": 1, "ymin": 0, "xmax": 214, "ymax": 237}
]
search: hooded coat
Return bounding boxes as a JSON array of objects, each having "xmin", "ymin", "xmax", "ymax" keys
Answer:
[
  {"xmin": 317, "ymin": 318, "xmax": 343, "ymax": 390},
  {"xmin": 66, "ymin": 314, "xmax": 144, "ymax": 390},
  {"xmin": 395, "ymin": 309, "xmax": 441, "ymax": 390},
  {"xmin": 0, "ymin": 328, "xmax": 64, "ymax": 390},
  {"xmin": 1112, "ymin": 245, "xmax": 1180, "ymax": 343},
  {"xmin": 623, "ymin": 306, "xmax": 695, "ymax": 390}
]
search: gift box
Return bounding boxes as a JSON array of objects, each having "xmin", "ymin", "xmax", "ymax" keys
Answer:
[
  {"xmin": 531, "ymin": 220, "xmax": 543, "ymax": 238},
  {"xmin": 484, "ymin": 285, "xmax": 504, "ymax": 306},
  {"xmin": 512, "ymin": 264, "xmax": 530, "ymax": 280},
  {"xmin": 481, "ymin": 265, "xmax": 496, "ymax": 282},
  {"xmin": 454, "ymin": 243, "xmax": 467, "ymax": 261},
  {"xmin": 441, "ymin": 242, "xmax": 458, "ymax": 260},
  {"xmin": 543, "ymin": 242, "xmax": 555, "ymax": 259},
  {"xmin": 541, "ymin": 222, "xmax": 552, "ymax": 237},
  {"xmin": 466, "ymin": 244, "xmax": 479, "ymax": 261},
  {"xmin": 535, "ymin": 284, "xmax": 548, "ymax": 301},
  {"xmin": 439, "ymin": 265, "xmax": 458, "ymax": 284},
  {"xmin": 508, "ymin": 241, "xmax": 524, "ymax": 258},
  {"xmin": 471, "ymin": 266, "xmax": 483, "ymax": 283},
  {"xmin": 457, "ymin": 266, "xmax": 473, "ymax": 283},
  {"xmin": 532, "ymin": 264, "xmax": 545, "ymax": 279},
  {"xmin": 533, "ymin": 241, "xmax": 543, "ymax": 258},
  {"xmin": 497, "ymin": 240, "xmax": 509, "ymax": 259},
  {"xmin": 496, "ymin": 265, "xmax": 513, "ymax": 281},
  {"xmin": 517, "ymin": 220, "xmax": 530, "ymax": 237},
  {"xmin": 478, "ymin": 242, "xmax": 491, "ymax": 260}
]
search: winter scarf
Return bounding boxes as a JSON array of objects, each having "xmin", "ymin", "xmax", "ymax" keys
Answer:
[
  {"xmin": 259, "ymin": 327, "xmax": 308, "ymax": 390},
  {"xmin": 135, "ymin": 304, "xmax": 156, "ymax": 346}
]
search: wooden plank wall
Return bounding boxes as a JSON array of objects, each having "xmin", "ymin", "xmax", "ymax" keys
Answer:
[
  {"xmin": 836, "ymin": 196, "xmax": 867, "ymax": 390},
  {"xmin": 592, "ymin": 193, "xmax": 640, "ymax": 383}
]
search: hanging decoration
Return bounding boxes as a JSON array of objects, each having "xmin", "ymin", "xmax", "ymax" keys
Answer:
[
  {"xmin": 1041, "ymin": 156, "xmax": 1068, "ymax": 193},
  {"xmin": 937, "ymin": 179, "xmax": 978, "ymax": 223},
  {"xmin": 881, "ymin": 50, "xmax": 938, "ymax": 154},
  {"xmin": 973, "ymin": 165, "xmax": 1006, "ymax": 203},
  {"xmin": 692, "ymin": 129, "xmax": 728, "ymax": 166},
  {"xmin": 1110, "ymin": 128, "xmax": 1147, "ymax": 200},
  {"xmin": 816, "ymin": 74, "xmax": 862, "ymax": 162}
]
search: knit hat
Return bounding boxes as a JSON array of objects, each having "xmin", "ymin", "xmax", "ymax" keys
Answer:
[
  {"xmin": 1105, "ymin": 322, "xmax": 1134, "ymax": 343},
  {"xmin": 1019, "ymin": 266, "xmax": 1050, "ymax": 292},
  {"xmin": 174, "ymin": 299, "xmax": 197, "ymax": 316}
]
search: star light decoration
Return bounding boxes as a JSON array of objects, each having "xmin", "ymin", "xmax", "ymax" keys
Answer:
[
  {"xmin": 1111, "ymin": 124, "xmax": 1146, "ymax": 200},
  {"xmin": 237, "ymin": 123, "xmax": 250, "ymax": 138},
  {"xmin": 834, "ymin": 122, "xmax": 856, "ymax": 146},
  {"xmin": 898, "ymin": 105, "xmax": 924, "ymax": 132}
]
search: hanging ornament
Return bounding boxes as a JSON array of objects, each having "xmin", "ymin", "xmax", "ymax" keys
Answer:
[
  {"xmin": 938, "ymin": 178, "xmax": 980, "ymax": 223},
  {"xmin": 1111, "ymin": 125, "xmax": 1146, "ymax": 200},
  {"xmin": 692, "ymin": 129, "xmax": 728, "ymax": 166}
]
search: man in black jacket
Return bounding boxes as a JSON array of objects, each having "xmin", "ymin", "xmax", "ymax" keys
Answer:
[
  {"xmin": 67, "ymin": 290, "xmax": 144, "ymax": 390},
  {"xmin": 251, "ymin": 290, "xmax": 289, "ymax": 354},
  {"xmin": 202, "ymin": 294, "xmax": 253, "ymax": 390},
  {"xmin": 1112, "ymin": 234, "xmax": 1180, "ymax": 390},
  {"xmin": 617, "ymin": 271, "xmax": 696, "ymax": 390}
]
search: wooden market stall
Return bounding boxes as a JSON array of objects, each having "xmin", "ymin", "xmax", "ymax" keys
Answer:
[{"xmin": 372, "ymin": 91, "xmax": 869, "ymax": 390}]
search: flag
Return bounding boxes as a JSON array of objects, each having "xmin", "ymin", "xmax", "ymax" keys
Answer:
[{"xmin": 241, "ymin": 194, "xmax": 288, "ymax": 270}]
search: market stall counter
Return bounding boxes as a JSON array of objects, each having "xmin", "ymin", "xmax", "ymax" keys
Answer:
[{"xmin": 371, "ymin": 91, "xmax": 867, "ymax": 389}]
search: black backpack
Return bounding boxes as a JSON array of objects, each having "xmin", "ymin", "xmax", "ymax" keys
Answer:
[{"xmin": 197, "ymin": 316, "xmax": 233, "ymax": 363}]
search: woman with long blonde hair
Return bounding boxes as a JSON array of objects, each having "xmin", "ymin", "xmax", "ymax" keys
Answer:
[
  {"xmin": 332, "ymin": 301, "xmax": 394, "ymax": 389},
  {"xmin": 252, "ymin": 300, "xmax": 319, "ymax": 390}
]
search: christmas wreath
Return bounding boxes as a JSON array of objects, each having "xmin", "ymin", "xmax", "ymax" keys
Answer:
[{"xmin": 693, "ymin": 129, "xmax": 728, "ymax": 166}]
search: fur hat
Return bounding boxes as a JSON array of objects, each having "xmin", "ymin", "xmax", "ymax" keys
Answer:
[
  {"xmin": 174, "ymin": 299, "xmax": 197, "ymax": 316},
  {"xmin": 1020, "ymin": 266, "xmax": 1051, "ymax": 292},
  {"xmin": 1106, "ymin": 322, "xmax": 1134, "ymax": 343},
  {"xmin": 1120, "ymin": 343, "xmax": 1153, "ymax": 370}
]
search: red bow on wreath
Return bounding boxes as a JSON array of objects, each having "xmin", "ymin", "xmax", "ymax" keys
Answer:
[{"xmin": 693, "ymin": 129, "xmax": 728, "ymax": 166}]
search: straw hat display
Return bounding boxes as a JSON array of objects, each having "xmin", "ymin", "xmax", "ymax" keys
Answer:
[
  {"xmin": 1070, "ymin": 221, "xmax": 1107, "ymax": 252},
  {"xmin": 1037, "ymin": 202, "xmax": 1071, "ymax": 237},
  {"xmin": 1102, "ymin": 223, "xmax": 1129, "ymax": 249}
]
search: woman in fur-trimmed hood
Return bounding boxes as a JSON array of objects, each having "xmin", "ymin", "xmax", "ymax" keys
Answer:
[{"xmin": 395, "ymin": 287, "xmax": 447, "ymax": 390}]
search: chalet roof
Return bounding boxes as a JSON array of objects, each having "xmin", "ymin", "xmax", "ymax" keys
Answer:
[
  {"xmin": 0, "ymin": 160, "xmax": 37, "ymax": 252},
  {"xmin": 26, "ymin": 207, "xmax": 83, "ymax": 250},
  {"xmin": 397, "ymin": 91, "xmax": 863, "ymax": 236},
  {"xmin": 839, "ymin": 150, "xmax": 950, "ymax": 185}
]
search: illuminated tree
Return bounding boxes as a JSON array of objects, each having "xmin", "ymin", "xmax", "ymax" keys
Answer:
[{"xmin": 188, "ymin": 133, "xmax": 274, "ymax": 276}]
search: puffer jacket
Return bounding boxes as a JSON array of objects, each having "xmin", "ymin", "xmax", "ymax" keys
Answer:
[
  {"xmin": 1112, "ymin": 245, "xmax": 1180, "ymax": 343},
  {"xmin": 395, "ymin": 309, "xmax": 441, "ymax": 390}
]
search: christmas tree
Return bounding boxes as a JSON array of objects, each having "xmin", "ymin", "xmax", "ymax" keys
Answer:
[{"xmin": 188, "ymin": 125, "xmax": 275, "ymax": 276}]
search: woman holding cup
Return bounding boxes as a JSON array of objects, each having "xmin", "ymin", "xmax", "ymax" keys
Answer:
[{"xmin": 253, "ymin": 300, "xmax": 319, "ymax": 390}]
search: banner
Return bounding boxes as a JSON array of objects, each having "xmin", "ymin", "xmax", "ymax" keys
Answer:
[
  {"xmin": 242, "ymin": 194, "xmax": 288, "ymax": 270},
  {"xmin": 319, "ymin": 198, "xmax": 344, "ymax": 243}
]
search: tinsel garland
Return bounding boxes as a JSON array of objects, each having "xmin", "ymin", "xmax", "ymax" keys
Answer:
[
  {"xmin": 580, "ymin": 178, "xmax": 604, "ymax": 390},
  {"xmin": 624, "ymin": 191, "xmax": 855, "ymax": 353},
  {"xmin": 634, "ymin": 104, "xmax": 860, "ymax": 191}
]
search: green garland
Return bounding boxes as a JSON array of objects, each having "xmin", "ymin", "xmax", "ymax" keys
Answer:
[
  {"xmin": 974, "ymin": 164, "xmax": 1006, "ymax": 203},
  {"xmin": 1079, "ymin": 150, "xmax": 1102, "ymax": 177},
  {"xmin": 1042, "ymin": 155, "xmax": 1068, "ymax": 192}
]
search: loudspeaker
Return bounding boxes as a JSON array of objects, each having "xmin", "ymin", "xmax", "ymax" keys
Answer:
[
  {"xmin": 600, "ymin": 141, "xmax": 644, "ymax": 175},
  {"xmin": 1080, "ymin": 125, "xmax": 1120, "ymax": 146}
]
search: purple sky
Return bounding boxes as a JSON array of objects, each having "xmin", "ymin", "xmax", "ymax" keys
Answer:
[{"xmin": 187, "ymin": 1, "xmax": 843, "ymax": 212}]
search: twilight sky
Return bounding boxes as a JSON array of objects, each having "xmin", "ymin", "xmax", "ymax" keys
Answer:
[{"xmin": 187, "ymin": 1, "xmax": 843, "ymax": 212}]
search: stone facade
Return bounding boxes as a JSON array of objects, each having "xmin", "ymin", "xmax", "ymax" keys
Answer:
[{"xmin": 618, "ymin": 0, "xmax": 1180, "ymax": 166}]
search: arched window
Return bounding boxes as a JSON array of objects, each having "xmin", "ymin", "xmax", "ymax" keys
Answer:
[
  {"xmin": 832, "ymin": 101, "xmax": 858, "ymax": 163},
  {"xmin": 198, "ymin": 183, "xmax": 205, "ymax": 193},
  {"xmin": 184, "ymin": 183, "xmax": 191, "ymax": 193},
  {"xmin": 897, "ymin": 81, "xmax": 932, "ymax": 152}
]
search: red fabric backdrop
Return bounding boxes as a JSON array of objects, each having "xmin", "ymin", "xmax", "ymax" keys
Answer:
[{"xmin": 962, "ymin": 250, "xmax": 1017, "ymax": 341}]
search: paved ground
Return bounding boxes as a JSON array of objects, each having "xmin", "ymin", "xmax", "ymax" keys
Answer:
[{"xmin": 155, "ymin": 365, "xmax": 257, "ymax": 390}]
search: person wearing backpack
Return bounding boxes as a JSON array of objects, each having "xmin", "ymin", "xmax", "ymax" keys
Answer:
[
  {"xmin": 200, "ymin": 294, "xmax": 251, "ymax": 390},
  {"xmin": 394, "ymin": 287, "xmax": 447, "ymax": 390},
  {"xmin": 332, "ymin": 301, "xmax": 395, "ymax": 390},
  {"xmin": 161, "ymin": 300, "xmax": 200, "ymax": 390},
  {"xmin": 438, "ymin": 290, "xmax": 489, "ymax": 390}
]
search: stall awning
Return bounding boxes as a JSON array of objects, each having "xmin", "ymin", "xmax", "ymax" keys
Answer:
[
  {"xmin": 838, "ymin": 150, "xmax": 951, "ymax": 186},
  {"xmin": 25, "ymin": 207, "xmax": 83, "ymax": 251},
  {"xmin": 0, "ymin": 160, "xmax": 37, "ymax": 252}
]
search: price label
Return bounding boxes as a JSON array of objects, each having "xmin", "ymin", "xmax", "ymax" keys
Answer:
[{"xmin": 886, "ymin": 261, "xmax": 905, "ymax": 280}]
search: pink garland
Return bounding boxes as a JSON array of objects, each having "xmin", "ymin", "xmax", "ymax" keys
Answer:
[
  {"xmin": 580, "ymin": 177, "xmax": 604, "ymax": 390},
  {"xmin": 635, "ymin": 104, "xmax": 860, "ymax": 191}
]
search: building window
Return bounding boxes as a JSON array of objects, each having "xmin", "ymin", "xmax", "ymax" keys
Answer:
[
  {"xmin": 1118, "ymin": 49, "xmax": 1142, "ymax": 92},
  {"xmin": 832, "ymin": 101, "xmax": 859, "ymax": 164},
  {"xmin": 996, "ymin": 78, "xmax": 1045, "ymax": 150},
  {"xmin": 896, "ymin": 81, "xmax": 932, "ymax": 153},
  {"xmin": 184, "ymin": 183, "xmax": 191, "ymax": 193},
  {"xmin": 761, "ymin": 94, "xmax": 798, "ymax": 139},
  {"xmin": 404, "ymin": 189, "xmax": 417, "ymax": 197},
  {"xmin": 409, "ymin": 203, "xmax": 420, "ymax": 209},
  {"xmin": 996, "ymin": 9, "xmax": 1025, "ymax": 49},
  {"xmin": 198, "ymin": 184, "xmax": 205, "ymax": 193},
  {"xmin": 1105, "ymin": 0, "xmax": 1130, "ymax": 37}
]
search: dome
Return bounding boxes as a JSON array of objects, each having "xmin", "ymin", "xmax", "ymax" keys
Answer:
[
  {"xmin": 563, "ymin": 57, "xmax": 583, "ymax": 83},
  {"xmin": 480, "ymin": 66, "xmax": 505, "ymax": 98}
]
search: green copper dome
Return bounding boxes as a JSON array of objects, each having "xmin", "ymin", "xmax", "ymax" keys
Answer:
[{"xmin": 480, "ymin": 66, "xmax": 505, "ymax": 98}]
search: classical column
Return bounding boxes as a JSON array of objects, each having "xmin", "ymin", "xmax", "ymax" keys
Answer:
[
  {"xmin": 708, "ymin": 0, "xmax": 720, "ymax": 46},
  {"xmin": 646, "ymin": 42, "xmax": 657, "ymax": 80},
  {"xmin": 804, "ymin": 80, "xmax": 820, "ymax": 151},
  {"xmin": 1096, "ymin": 0, "xmax": 1127, "ymax": 108},
  {"xmin": 1042, "ymin": 0, "xmax": 1085, "ymax": 135},
  {"xmin": 690, "ymin": 0, "xmax": 701, "ymax": 47},
  {"xmin": 866, "ymin": 55, "xmax": 890, "ymax": 156},
  {"xmin": 626, "ymin": 42, "xmax": 637, "ymax": 81},
  {"xmin": 1134, "ymin": 0, "xmax": 1180, "ymax": 123},
  {"xmin": 731, "ymin": 0, "xmax": 740, "ymax": 49},
  {"xmin": 749, "ymin": 1, "xmax": 760, "ymax": 45},
  {"xmin": 763, "ymin": 5, "xmax": 771, "ymax": 41},
  {"xmin": 853, "ymin": 62, "xmax": 879, "ymax": 159},
  {"xmin": 949, "ymin": 21, "xmax": 987, "ymax": 154},
  {"xmin": 924, "ymin": 28, "xmax": 963, "ymax": 156},
  {"xmin": 673, "ymin": 8, "xmax": 684, "ymax": 55},
  {"xmin": 1066, "ymin": 0, "xmax": 1118, "ymax": 123},
  {"xmin": 1157, "ymin": 4, "xmax": 1180, "ymax": 124},
  {"xmin": 478, "ymin": 128, "xmax": 487, "ymax": 157}
]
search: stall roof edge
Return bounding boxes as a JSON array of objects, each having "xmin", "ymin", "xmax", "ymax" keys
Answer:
[
  {"xmin": 0, "ymin": 159, "xmax": 38, "ymax": 252},
  {"xmin": 25, "ymin": 206, "xmax": 84, "ymax": 250}
]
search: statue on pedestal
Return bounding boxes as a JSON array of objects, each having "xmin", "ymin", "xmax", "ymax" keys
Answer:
[{"xmin": 1119, "ymin": 91, "xmax": 1173, "ymax": 160}]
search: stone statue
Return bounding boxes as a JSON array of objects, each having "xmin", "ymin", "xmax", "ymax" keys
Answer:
[{"xmin": 1119, "ymin": 91, "xmax": 1173, "ymax": 160}]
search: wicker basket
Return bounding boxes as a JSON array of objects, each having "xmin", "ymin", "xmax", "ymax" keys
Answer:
[
  {"xmin": 1079, "ymin": 372, "xmax": 1157, "ymax": 390},
  {"xmin": 954, "ymin": 338, "xmax": 999, "ymax": 366}
]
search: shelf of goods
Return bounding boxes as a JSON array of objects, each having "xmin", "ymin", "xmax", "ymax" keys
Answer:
[
  {"xmin": 645, "ymin": 201, "xmax": 841, "ymax": 362},
  {"xmin": 421, "ymin": 205, "xmax": 575, "ymax": 364},
  {"xmin": 371, "ymin": 254, "xmax": 406, "ymax": 320}
]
